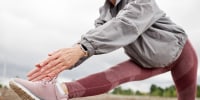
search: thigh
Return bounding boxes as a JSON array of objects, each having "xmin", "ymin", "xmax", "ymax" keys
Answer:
[
  {"xmin": 171, "ymin": 40, "xmax": 198, "ymax": 80},
  {"xmin": 104, "ymin": 59, "xmax": 172, "ymax": 83}
]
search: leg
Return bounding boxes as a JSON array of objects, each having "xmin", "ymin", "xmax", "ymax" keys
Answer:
[
  {"xmin": 171, "ymin": 40, "xmax": 198, "ymax": 100},
  {"xmin": 66, "ymin": 60, "xmax": 174, "ymax": 98}
]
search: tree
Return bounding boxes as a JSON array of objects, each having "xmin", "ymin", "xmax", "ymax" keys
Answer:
[
  {"xmin": 197, "ymin": 85, "xmax": 200, "ymax": 97},
  {"xmin": 150, "ymin": 84, "xmax": 164, "ymax": 96},
  {"xmin": 112, "ymin": 86, "xmax": 123, "ymax": 95},
  {"xmin": 0, "ymin": 83, "xmax": 2, "ymax": 88},
  {"xmin": 111, "ymin": 86, "xmax": 134, "ymax": 95},
  {"xmin": 135, "ymin": 90, "xmax": 143, "ymax": 96},
  {"xmin": 123, "ymin": 89, "xmax": 134, "ymax": 95},
  {"xmin": 163, "ymin": 86, "xmax": 177, "ymax": 97},
  {"xmin": 150, "ymin": 84, "xmax": 157, "ymax": 94}
]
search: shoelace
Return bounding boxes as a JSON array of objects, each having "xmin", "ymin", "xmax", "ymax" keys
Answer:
[
  {"xmin": 41, "ymin": 77, "xmax": 69, "ymax": 100},
  {"xmin": 41, "ymin": 77, "xmax": 57, "ymax": 86}
]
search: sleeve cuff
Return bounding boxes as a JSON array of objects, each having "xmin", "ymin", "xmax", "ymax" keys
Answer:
[{"xmin": 79, "ymin": 38, "xmax": 95, "ymax": 57}]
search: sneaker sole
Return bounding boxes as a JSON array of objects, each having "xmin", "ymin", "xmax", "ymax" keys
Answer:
[{"xmin": 9, "ymin": 80, "xmax": 40, "ymax": 100}]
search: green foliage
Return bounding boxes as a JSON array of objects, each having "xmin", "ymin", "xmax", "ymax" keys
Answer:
[
  {"xmin": 111, "ymin": 84, "xmax": 200, "ymax": 98},
  {"xmin": 111, "ymin": 86, "xmax": 134, "ymax": 95},
  {"xmin": 197, "ymin": 85, "xmax": 200, "ymax": 97},
  {"xmin": 135, "ymin": 90, "xmax": 145, "ymax": 96},
  {"xmin": 149, "ymin": 84, "xmax": 200, "ymax": 97},
  {"xmin": 0, "ymin": 83, "xmax": 2, "ymax": 88},
  {"xmin": 163, "ymin": 86, "xmax": 177, "ymax": 97},
  {"xmin": 123, "ymin": 89, "xmax": 134, "ymax": 95},
  {"xmin": 150, "ymin": 84, "xmax": 164, "ymax": 96},
  {"xmin": 112, "ymin": 87, "xmax": 122, "ymax": 95},
  {"xmin": 150, "ymin": 84, "xmax": 177, "ymax": 97}
]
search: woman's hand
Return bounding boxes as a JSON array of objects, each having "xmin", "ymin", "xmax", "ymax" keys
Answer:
[{"xmin": 27, "ymin": 44, "xmax": 86, "ymax": 82}]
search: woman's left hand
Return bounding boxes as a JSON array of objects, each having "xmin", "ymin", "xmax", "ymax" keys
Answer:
[{"xmin": 27, "ymin": 44, "xmax": 86, "ymax": 82}]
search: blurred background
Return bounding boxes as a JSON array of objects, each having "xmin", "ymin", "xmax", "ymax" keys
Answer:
[{"xmin": 0, "ymin": 0, "xmax": 199, "ymax": 92}]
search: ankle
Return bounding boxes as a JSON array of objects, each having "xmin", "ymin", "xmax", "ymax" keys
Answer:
[{"xmin": 61, "ymin": 83, "xmax": 68, "ymax": 94}]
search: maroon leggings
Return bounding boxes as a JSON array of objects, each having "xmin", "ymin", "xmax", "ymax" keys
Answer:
[{"xmin": 66, "ymin": 40, "xmax": 198, "ymax": 100}]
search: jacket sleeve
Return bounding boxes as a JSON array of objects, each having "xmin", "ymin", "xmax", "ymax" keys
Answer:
[
  {"xmin": 79, "ymin": 0, "xmax": 165, "ymax": 57},
  {"xmin": 94, "ymin": 17, "xmax": 106, "ymax": 28},
  {"xmin": 94, "ymin": 6, "xmax": 106, "ymax": 27}
]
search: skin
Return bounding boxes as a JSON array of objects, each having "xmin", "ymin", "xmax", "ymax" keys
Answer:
[
  {"xmin": 109, "ymin": 0, "xmax": 116, "ymax": 6},
  {"xmin": 27, "ymin": 0, "xmax": 116, "ymax": 82},
  {"xmin": 27, "ymin": 44, "xmax": 85, "ymax": 81}
]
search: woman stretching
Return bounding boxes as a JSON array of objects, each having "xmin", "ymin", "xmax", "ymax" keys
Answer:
[{"xmin": 9, "ymin": 0, "xmax": 198, "ymax": 100}]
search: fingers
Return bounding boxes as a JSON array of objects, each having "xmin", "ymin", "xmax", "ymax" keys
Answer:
[
  {"xmin": 45, "ymin": 62, "xmax": 63, "ymax": 73},
  {"xmin": 31, "ymin": 74, "xmax": 46, "ymax": 82},
  {"xmin": 27, "ymin": 67, "xmax": 41, "ymax": 77},
  {"xmin": 27, "ymin": 48, "xmax": 74, "ymax": 81},
  {"xmin": 40, "ymin": 58, "xmax": 61, "ymax": 73},
  {"xmin": 43, "ymin": 77, "xmax": 52, "ymax": 81},
  {"xmin": 35, "ymin": 63, "xmax": 42, "ymax": 68},
  {"xmin": 28, "ymin": 70, "xmax": 43, "ymax": 81},
  {"xmin": 46, "ymin": 66, "xmax": 66, "ymax": 78},
  {"xmin": 48, "ymin": 49, "xmax": 61, "ymax": 56},
  {"xmin": 31, "ymin": 66, "xmax": 65, "ymax": 82},
  {"xmin": 39, "ymin": 52, "xmax": 61, "ymax": 67},
  {"xmin": 37, "ymin": 48, "xmax": 70, "ymax": 67},
  {"xmin": 28, "ymin": 57, "xmax": 62, "ymax": 81},
  {"xmin": 28, "ymin": 62, "xmax": 65, "ymax": 81}
]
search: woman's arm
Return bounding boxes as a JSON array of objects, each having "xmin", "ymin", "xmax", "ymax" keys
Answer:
[
  {"xmin": 80, "ymin": 0, "xmax": 165, "ymax": 57},
  {"xmin": 27, "ymin": 0, "xmax": 165, "ymax": 81}
]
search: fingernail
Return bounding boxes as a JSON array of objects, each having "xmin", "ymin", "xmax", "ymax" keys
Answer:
[
  {"xmin": 27, "ymin": 75, "xmax": 31, "ymax": 77},
  {"xmin": 28, "ymin": 78, "xmax": 32, "ymax": 81},
  {"xmin": 36, "ymin": 65, "xmax": 41, "ymax": 68},
  {"xmin": 40, "ymin": 63, "xmax": 43, "ymax": 66},
  {"xmin": 41, "ymin": 62, "xmax": 46, "ymax": 66},
  {"xmin": 40, "ymin": 69, "xmax": 44, "ymax": 72},
  {"xmin": 48, "ymin": 53, "xmax": 52, "ymax": 56}
]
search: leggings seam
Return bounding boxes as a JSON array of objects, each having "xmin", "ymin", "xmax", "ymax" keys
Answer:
[
  {"xmin": 69, "ymin": 82, "xmax": 113, "ymax": 94},
  {"xmin": 70, "ymin": 75, "xmax": 134, "ymax": 95}
]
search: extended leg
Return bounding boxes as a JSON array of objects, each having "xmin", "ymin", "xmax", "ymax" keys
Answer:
[{"xmin": 65, "ymin": 60, "xmax": 174, "ymax": 98}]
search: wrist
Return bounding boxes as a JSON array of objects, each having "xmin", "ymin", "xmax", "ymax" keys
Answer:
[
  {"xmin": 74, "ymin": 44, "xmax": 88, "ymax": 58},
  {"xmin": 79, "ymin": 44, "xmax": 88, "ymax": 57}
]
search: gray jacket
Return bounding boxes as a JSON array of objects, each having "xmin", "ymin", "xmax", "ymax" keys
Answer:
[{"xmin": 75, "ymin": 0, "xmax": 187, "ymax": 68}]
